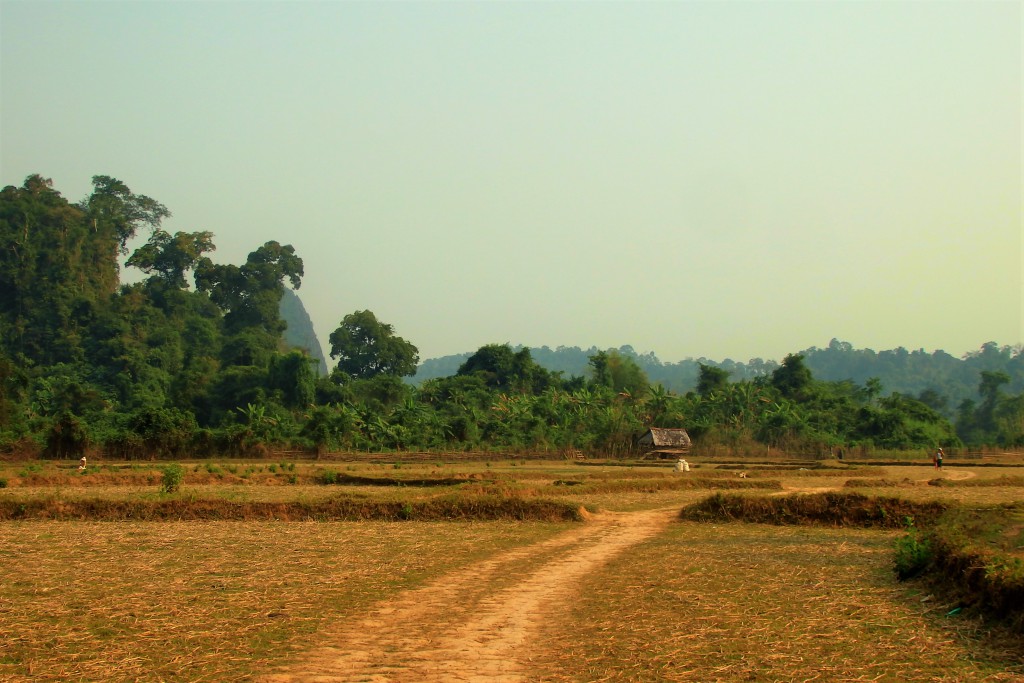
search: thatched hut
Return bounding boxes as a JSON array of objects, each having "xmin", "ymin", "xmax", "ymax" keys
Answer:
[{"xmin": 637, "ymin": 428, "xmax": 692, "ymax": 458}]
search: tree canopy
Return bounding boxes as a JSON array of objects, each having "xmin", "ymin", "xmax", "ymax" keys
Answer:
[
  {"xmin": 329, "ymin": 310, "xmax": 419, "ymax": 380},
  {"xmin": 1, "ymin": 174, "xmax": 1021, "ymax": 459}
]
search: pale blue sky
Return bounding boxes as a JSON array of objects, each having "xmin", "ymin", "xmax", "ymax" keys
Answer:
[{"xmin": 2, "ymin": 0, "xmax": 1020, "ymax": 364}]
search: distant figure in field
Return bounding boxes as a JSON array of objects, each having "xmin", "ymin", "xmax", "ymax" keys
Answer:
[
  {"xmin": 738, "ymin": 471, "xmax": 748, "ymax": 479},
  {"xmin": 675, "ymin": 459, "xmax": 690, "ymax": 473},
  {"xmin": 935, "ymin": 447, "xmax": 944, "ymax": 469},
  {"xmin": 78, "ymin": 456, "xmax": 87, "ymax": 472}
]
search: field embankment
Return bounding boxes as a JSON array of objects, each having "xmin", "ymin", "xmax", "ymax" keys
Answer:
[
  {"xmin": 680, "ymin": 491, "xmax": 948, "ymax": 528},
  {"xmin": 0, "ymin": 494, "xmax": 586, "ymax": 522}
]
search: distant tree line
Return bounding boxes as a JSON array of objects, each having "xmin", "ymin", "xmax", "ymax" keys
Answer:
[
  {"xmin": 2, "ymin": 175, "xmax": 1021, "ymax": 459},
  {"xmin": 416, "ymin": 340, "xmax": 1024, "ymax": 448},
  {"xmin": 416, "ymin": 341, "xmax": 1023, "ymax": 411}
]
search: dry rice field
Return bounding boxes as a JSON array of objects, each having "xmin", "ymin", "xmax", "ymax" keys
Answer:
[{"xmin": 2, "ymin": 457, "xmax": 1023, "ymax": 682}]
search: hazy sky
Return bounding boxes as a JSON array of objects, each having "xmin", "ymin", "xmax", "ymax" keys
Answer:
[{"xmin": 2, "ymin": 0, "xmax": 1021, "ymax": 365}]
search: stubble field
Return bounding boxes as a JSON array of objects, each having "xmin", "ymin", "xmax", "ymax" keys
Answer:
[{"xmin": 1, "ymin": 455, "xmax": 1022, "ymax": 682}]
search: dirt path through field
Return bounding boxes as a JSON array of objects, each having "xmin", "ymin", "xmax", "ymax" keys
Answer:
[{"xmin": 259, "ymin": 507, "xmax": 676, "ymax": 682}]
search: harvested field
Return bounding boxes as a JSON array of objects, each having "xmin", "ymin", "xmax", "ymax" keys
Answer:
[
  {"xmin": 531, "ymin": 521, "xmax": 1024, "ymax": 681},
  {"xmin": 3, "ymin": 457, "xmax": 1024, "ymax": 681},
  {"xmin": 0, "ymin": 519, "xmax": 570, "ymax": 681}
]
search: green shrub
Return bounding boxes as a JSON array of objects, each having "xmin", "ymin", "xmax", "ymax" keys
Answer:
[
  {"xmin": 318, "ymin": 469, "xmax": 338, "ymax": 485},
  {"xmin": 130, "ymin": 407, "xmax": 198, "ymax": 459},
  {"xmin": 894, "ymin": 528, "xmax": 933, "ymax": 580},
  {"xmin": 17, "ymin": 463, "xmax": 42, "ymax": 478},
  {"xmin": 0, "ymin": 477, "xmax": 7, "ymax": 489},
  {"xmin": 44, "ymin": 412, "xmax": 90, "ymax": 459},
  {"xmin": 160, "ymin": 464, "xmax": 185, "ymax": 494}
]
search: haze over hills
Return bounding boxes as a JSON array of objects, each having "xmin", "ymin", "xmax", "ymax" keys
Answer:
[
  {"xmin": 279, "ymin": 287, "xmax": 1021, "ymax": 420},
  {"xmin": 413, "ymin": 340, "xmax": 1024, "ymax": 420}
]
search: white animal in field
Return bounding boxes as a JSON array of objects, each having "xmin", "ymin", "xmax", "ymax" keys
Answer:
[
  {"xmin": 738, "ymin": 471, "xmax": 748, "ymax": 478},
  {"xmin": 674, "ymin": 459, "xmax": 690, "ymax": 472}
]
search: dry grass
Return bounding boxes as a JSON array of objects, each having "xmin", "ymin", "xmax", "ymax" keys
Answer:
[
  {"xmin": 531, "ymin": 522, "xmax": 1024, "ymax": 681},
  {"xmin": 0, "ymin": 519, "xmax": 570, "ymax": 682},
  {"xmin": 4, "ymin": 457, "xmax": 1024, "ymax": 681}
]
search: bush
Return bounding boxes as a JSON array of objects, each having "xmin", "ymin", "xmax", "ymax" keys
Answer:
[
  {"xmin": 894, "ymin": 527, "xmax": 933, "ymax": 580},
  {"xmin": 131, "ymin": 407, "xmax": 198, "ymax": 459},
  {"xmin": 160, "ymin": 463, "xmax": 185, "ymax": 494},
  {"xmin": 44, "ymin": 412, "xmax": 90, "ymax": 459}
]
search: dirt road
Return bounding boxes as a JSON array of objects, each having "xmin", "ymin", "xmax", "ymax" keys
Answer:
[{"xmin": 259, "ymin": 508, "xmax": 676, "ymax": 682}]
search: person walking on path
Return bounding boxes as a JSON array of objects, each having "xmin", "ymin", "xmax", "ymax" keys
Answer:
[{"xmin": 935, "ymin": 447, "xmax": 944, "ymax": 470}]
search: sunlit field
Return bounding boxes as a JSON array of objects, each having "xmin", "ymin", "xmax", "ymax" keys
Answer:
[{"xmin": 2, "ymin": 455, "xmax": 1022, "ymax": 681}]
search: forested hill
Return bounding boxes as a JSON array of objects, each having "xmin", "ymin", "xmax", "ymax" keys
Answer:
[
  {"xmin": 414, "ymin": 340, "xmax": 1024, "ymax": 418},
  {"xmin": 280, "ymin": 289, "xmax": 327, "ymax": 377}
]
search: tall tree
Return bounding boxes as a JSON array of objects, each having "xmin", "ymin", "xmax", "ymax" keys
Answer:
[
  {"xmin": 696, "ymin": 363, "xmax": 730, "ymax": 397},
  {"xmin": 329, "ymin": 310, "xmax": 419, "ymax": 380},
  {"xmin": 126, "ymin": 229, "xmax": 215, "ymax": 289},
  {"xmin": 196, "ymin": 241, "xmax": 302, "ymax": 336},
  {"xmin": 772, "ymin": 354, "xmax": 814, "ymax": 401},
  {"xmin": 0, "ymin": 175, "xmax": 168, "ymax": 365},
  {"xmin": 195, "ymin": 241, "xmax": 303, "ymax": 366},
  {"xmin": 81, "ymin": 175, "xmax": 171, "ymax": 295},
  {"xmin": 458, "ymin": 343, "xmax": 555, "ymax": 393},
  {"xmin": 588, "ymin": 349, "xmax": 648, "ymax": 396}
]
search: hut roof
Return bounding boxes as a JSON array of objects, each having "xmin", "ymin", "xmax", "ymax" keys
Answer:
[{"xmin": 640, "ymin": 428, "xmax": 692, "ymax": 447}]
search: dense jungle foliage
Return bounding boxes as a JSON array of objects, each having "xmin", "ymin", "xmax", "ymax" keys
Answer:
[{"xmin": 1, "ymin": 175, "xmax": 1022, "ymax": 459}]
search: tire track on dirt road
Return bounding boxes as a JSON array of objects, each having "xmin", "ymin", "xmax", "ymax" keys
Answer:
[{"xmin": 259, "ymin": 507, "xmax": 676, "ymax": 683}]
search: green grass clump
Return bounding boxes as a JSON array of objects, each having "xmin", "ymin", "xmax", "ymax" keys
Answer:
[
  {"xmin": 894, "ymin": 523, "xmax": 933, "ymax": 580},
  {"xmin": 160, "ymin": 464, "xmax": 184, "ymax": 494}
]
